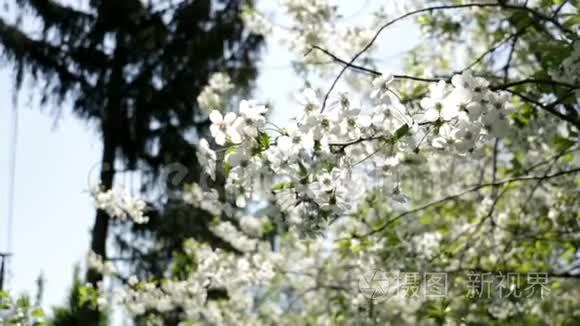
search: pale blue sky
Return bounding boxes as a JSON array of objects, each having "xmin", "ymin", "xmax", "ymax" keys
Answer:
[
  {"xmin": 0, "ymin": 68, "xmax": 101, "ymax": 304},
  {"xmin": 0, "ymin": 0, "xmax": 418, "ymax": 316}
]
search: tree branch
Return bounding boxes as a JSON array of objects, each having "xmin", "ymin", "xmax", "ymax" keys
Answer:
[
  {"xmin": 318, "ymin": 2, "xmax": 575, "ymax": 112},
  {"xmin": 318, "ymin": 2, "xmax": 511, "ymax": 112},
  {"xmin": 365, "ymin": 167, "xmax": 580, "ymax": 236},
  {"xmin": 503, "ymin": 89, "xmax": 580, "ymax": 129}
]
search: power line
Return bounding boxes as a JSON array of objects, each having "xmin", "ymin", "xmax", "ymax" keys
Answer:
[{"xmin": 2, "ymin": 97, "xmax": 19, "ymax": 290}]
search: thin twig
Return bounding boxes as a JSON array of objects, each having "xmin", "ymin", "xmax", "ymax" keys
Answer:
[
  {"xmin": 503, "ymin": 35, "xmax": 519, "ymax": 83},
  {"xmin": 553, "ymin": 0, "xmax": 570, "ymax": 17},
  {"xmin": 319, "ymin": 2, "xmax": 508, "ymax": 112},
  {"xmin": 318, "ymin": 2, "xmax": 574, "ymax": 112},
  {"xmin": 311, "ymin": 46, "xmax": 578, "ymax": 90}
]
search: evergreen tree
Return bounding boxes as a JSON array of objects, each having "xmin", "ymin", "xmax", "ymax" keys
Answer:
[{"xmin": 0, "ymin": 0, "xmax": 262, "ymax": 323}]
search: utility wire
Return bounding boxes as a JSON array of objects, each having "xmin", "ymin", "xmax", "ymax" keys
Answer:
[{"xmin": 2, "ymin": 97, "xmax": 19, "ymax": 290}]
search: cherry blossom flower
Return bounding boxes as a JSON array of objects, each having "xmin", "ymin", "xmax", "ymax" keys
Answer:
[
  {"xmin": 371, "ymin": 74, "xmax": 394, "ymax": 101},
  {"xmin": 277, "ymin": 122, "xmax": 315, "ymax": 156},
  {"xmin": 209, "ymin": 110, "xmax": 241, "ymax": 145}
]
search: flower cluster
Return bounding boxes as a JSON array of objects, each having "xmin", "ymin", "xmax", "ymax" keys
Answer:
[
  {"xmin": 241, "ymin": 0, "xmax": 378, "ymax": 76},
  {"xmin": 90, "ymin": 187, "xmax": 149, "ymax": 224},
  {"xmin": 118, "ymin": 240, "xmax": 277, "ymax": 323},
  {"xmin": 182, "ymin": 183, "xmax": 222, "ymax": 216},
  {"xmin": 208, "ymin": 100, "xmax": 268, "ymax": 146},
  {"xmin": 196, "ymin": 72, "xmax": 234, "ymax": 113},
  {"xmin": 418, "ymin": 71, "xmax": 513, "ymax": 152},
  {"xmin": 87, "ymin": 251, "xmax": 115, "ymax": 274},
  {"xmin": 194, "ymin": 71, "xmax": 514, "ymax": 233},
  {"xmin": 210, "ymin": 221, "xmax": 258, "ymax": 252},
  {"xmin": 116, "ymin": 231, "xmax": 401, "ymax": 325}
]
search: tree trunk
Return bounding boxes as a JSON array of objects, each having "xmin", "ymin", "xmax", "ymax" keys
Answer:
[
  {"xmin": 81, "ymin": 31, "xmax": 125, "ymax": 326},
  {"xmin": 87, "ymin": 132, "xmax": 116, "ymax": 285},
  {"xmin": 81, "ymin": 132, "xmax": 116, "ymax": 326}
]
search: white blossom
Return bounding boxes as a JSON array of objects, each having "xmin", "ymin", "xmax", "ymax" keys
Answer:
[
  {"xmin": 197, "ymin": 72, "xmax": 234, "ymax": 113},
  {"xmin": 91, "ymin": 188, "xmax": 149, "ymax": 223},
  {"xmin": 209, "ymin": 110, "xmax": 241, "ymax": 145}
]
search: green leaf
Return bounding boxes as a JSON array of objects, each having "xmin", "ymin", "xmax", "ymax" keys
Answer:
[
  {"xmin": 16, "ymin": 296, "xmax": 30, "ymax": 308},
  {"xmin": 31, "ymin": 307, "xmax": 44, "ymax": 318},
  {"xmin": 445, "ymin": 241, "xmax": 463, "ymax": 255},
  {"xmin": 385, "ymin": 230, "xmax": 401, "ymax": 246},
  {"xmin": 258, "ymin": 132, "xmax": 270, "ymax": 149},
  {"xmin": 261, "ymin": 220, "xmax": 275, "ymax": 234},
  {"xmin": 272, "ymin": 181, "xmax": 290, "ymax": 191},
  {"xmin": 511, "ymin": 103, "xmax": 536, "ymax": 127},
  {"xmin": 225, "ymin": 145, "xmax": 237, "ymax": 154},
  {"xmin": 223, "ymin": 162, "xmax": 233, "ymax": 175},
  {"xmin": 564, "ymin": 15, "xmax": 580, "ymax": 29},
  {"xmin": 417, "ymin": 14, "xmax": 432, "ymax": 27},
  {"xmin": 298, "ymin": 160, "xmax": 309, "ymax": 177},
  {"xmin": 519, "ymin": 261, "xmax": 533, "ymax": 273},
  {"xmin": 553, "ymin": 135, "xmax": 575, "ymax": 152},
  {"xmin": 562, "ymin": 244, "xmax": 576, "ymax": 262},
  {"xmin": 420, "ymin": 214, "xmax": 434, "ymax": 225},
  {"xmin": 422, "ymin": 299, "xmax": 451, "ymax": 325},
  {"xmin": 510, "ymin": 11, "xmax": 533, "ymax": 30},
  {"xmin": 394, "ymin": 123, "xmax": 410, "ymax": 140}
]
